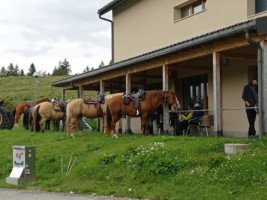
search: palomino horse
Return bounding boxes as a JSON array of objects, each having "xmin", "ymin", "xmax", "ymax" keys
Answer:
[
  {"xmin": 12, "ymin": 97, "xmax": 49, "ymax": 127},
  {"xmin": 66, "ymin": 93, "xmax": 123, "ymax": 138},
  {"xmin": 33, "ymin": 101, "xmax": 66, "ymax": 133},
  {"xmin": 107, "ymin": 90, "xmax": 180, "ymax": 137}
]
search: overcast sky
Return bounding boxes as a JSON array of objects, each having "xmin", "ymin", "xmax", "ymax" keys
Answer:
[{"xmin": 0, "ymin": 0, "xmax": 112, "ymax": 75}]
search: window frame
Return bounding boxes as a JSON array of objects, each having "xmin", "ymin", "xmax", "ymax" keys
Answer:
[{"xmin": 181, "ymin": 0, "xmax": 206, "ymax": 19}]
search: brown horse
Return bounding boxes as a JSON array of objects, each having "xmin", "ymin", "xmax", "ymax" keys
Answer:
[
  {"xmin": 33, "ymin": 101, "xmax": 66, "ymax": 133},
  {"xmin": 107, "ymin": 90, "xmax": 180, "ymax": 137},
  {"xmin": 12, "ymin": 97, "xmax": 49, "ymax": 127},
  {"xmin": 65, "ymin": 93, "xmax": 123, "ymax": 138}
]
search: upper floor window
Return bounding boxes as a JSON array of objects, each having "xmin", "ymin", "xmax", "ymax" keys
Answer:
[
  {"xmin": 255, "ymin": 0, "xmax": 267, "ymax": 13},
  {"xmin": 174, "ymin": 0, "xmax": 206, "ymax": 21}
]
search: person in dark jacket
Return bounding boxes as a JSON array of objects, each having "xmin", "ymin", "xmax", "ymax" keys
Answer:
[{"xmin": 242, "ymin": 75, "xmax": 258, "ymax": 138}]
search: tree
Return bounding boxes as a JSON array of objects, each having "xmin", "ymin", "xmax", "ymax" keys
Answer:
[
  {"xmin": 0, "ymin": 67, "xmax": 7, "ymax": 76},
  {"xmin": 52, "ymin": 58, "xmax": 71, "ymax": 76},
  {"xmin": 83, "ymin": 66, "xmax": 90, "ymax": 73},
  {"xmin": 20, "ymin": 69, "xmax": 25, "ymax": 76},
  {"xmin": 27, "ymin": 63, "xmax": 36, "ymax": 76},
  {"xmin": 14, "ymin": 65, "xmax": 19, "ymax": 75},
  {"xmin": 6, "ymin": 63, "xmax": 19, "ymax": 76},
  {"xmin": 99, "ymin": 61, "xmax": 105, "ymax": 68}
]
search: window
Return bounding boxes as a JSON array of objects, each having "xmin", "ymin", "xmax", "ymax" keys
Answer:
[
  {"xmin": 256, "ymin": 0, "xmax": 267, "ymax": 13},
  {"xmin": 174, "ymin": 0, "xmax": 206, "ymax": 21},
  {"xmin": 181, "ymin": 0, "xmax": 206, "ymax": 18}
]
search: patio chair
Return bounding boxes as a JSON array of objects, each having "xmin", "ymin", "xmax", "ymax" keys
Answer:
[
  {"xmin": 185, "ymin": 115, "xmax": 214, "ymax": 136},
  {"xmin": 199, "ymin": 115, "xmax": 214, "ymax": 136}
]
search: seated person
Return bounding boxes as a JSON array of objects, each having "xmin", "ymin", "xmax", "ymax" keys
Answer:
[
  {"xmin": 176, "ymin": 103, "xmax": 194, "ymax": 135},
  {"xmin": 176, "ymin": 103, "xmax": 204, "ymax": 135},
  {"xmin": 190, "ymin": 103, "xmax": 204, "ymax": 125}
]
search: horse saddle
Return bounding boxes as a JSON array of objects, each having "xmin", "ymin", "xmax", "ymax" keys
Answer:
[
  {"xmin": 122, "ymin": 90, "xmax": 146, "ymax": 115},
  {"xmin": 84, "ymin": 98, "xmax": 103, "ymax": 117},
  {"xmin": 53, "ymin": 102, "xmax": 66, "ymax": 112},
  {"xmin": 25, "ymin": 101, "xmax": 36, "ymax": 108}
]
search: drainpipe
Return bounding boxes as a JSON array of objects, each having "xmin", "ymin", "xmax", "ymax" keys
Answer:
[
  {"xmin": 99, "ymin": 14, "xmax": 114, "ymax": 64},
  {"xmin": 245, "ymin": 30, "xmax": 263, "ymax": 139}
]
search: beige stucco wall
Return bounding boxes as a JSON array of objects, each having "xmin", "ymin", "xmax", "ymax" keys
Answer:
[
  {"xmin": 113, "ymin": 0, "xmax": 267, "ymax": 62},
  {"xmin": 221, "ymin": 59, "xmax": 258, "ymax": 134}
]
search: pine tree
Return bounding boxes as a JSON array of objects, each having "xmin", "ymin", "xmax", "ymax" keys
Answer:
[
  {"xmin": 20, "ymin": 69, "xmax": 25, "ymax": 76},
  {"xmin": 52, "ymin": 58, "xmax": 71, "ymax": 76},
  {"xmin": 99, "ymin": 61, "xmax": 105, "ymax": 68},
  {"xmin": 0, "ymin": 67, "xmax": 7, "ymax": 76},
  {"xmin": 6, "ymin": 63, "xmax": 19, "ymax": 76},
  {"xmin": 27, "ymin": 63, "xmax": 36, "ymax": 76},
  {"xmin": 83, "ymin": 66, "xmax": 90, "ymax": 73},
  {"xmin": 14, "ymin": 65, "xmax": 19, "ymax": 75}
]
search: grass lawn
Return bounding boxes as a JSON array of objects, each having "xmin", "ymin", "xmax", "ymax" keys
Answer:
[{"xmin": 0, "ymin": 127, "xmax": 266, "ymax": 200}]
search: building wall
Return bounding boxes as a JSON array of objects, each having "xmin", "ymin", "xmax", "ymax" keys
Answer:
[
  {"xmin": 113, "ymin": 0, "xmax": 267, "ymax": 62},
  {"xmin": 221, "ymin": 59, "xmax": 258, "ymax": 135}
]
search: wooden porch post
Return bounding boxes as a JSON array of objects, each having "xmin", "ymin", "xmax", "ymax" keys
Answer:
[
  {"xmin": 99, "ymin": 80, "xmax": 105, "ymax": 132},
  {"xmin": 79, "ymin": 85, "xmax": 84, "ymax": 99},
  {"xmin": 213, "ymin": 52, "xmax": 222, "ymax": 137},
  {"xmin": 261, "ymin": 39, "xmax": 267, "ymax": 135},
  {"xmin": 100, "ymin": 80, "xmax": 104, "ymax": 94},
  {"xmin": 125, "ymin": 73, "xmax": 131, "ymax": 134},
  {"xmin": 62, "ymin": 89, "xmax": 66, "ymax": 102},
  {"xmin": 162, "ymin": 64, "xmax": 170, "ymax": 134}
]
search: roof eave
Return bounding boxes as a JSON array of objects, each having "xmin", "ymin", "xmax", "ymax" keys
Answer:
[
  {"xmin": 53, "ymin": 17, "xmax": 267, "ymax": 87},
  {"xmin": 97, "ymin": 0, "xmax": 126, "ymax": 15}
]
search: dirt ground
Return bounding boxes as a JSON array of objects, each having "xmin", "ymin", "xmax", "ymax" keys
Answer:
[{"xmin": 0, "ymin": 188, "xmax": 137, "ymax": 200}]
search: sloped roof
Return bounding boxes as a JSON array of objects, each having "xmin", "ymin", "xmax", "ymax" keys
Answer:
[
  {"xmin": 98, "ymin": 0, "xmax": 126, "ymax": 15},
  {"xmin": 52, "ymin": 16, "xmax": 267, "ymax": 87}
]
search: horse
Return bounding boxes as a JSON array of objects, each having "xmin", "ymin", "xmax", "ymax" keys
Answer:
[
  {"xmin": 12, "ymin": 97, "xmax": 49, "ymax": 127},
  {"xmin": 107, "ymin": 90, "xmax": 180, "ymax": 137},
  {"xmin": 33, "ymin": 101, "xmax": 66, "ymax": 133},
  {"xmin": 65, "ymin": 93, "xmax": 123, "ymax": 138}
]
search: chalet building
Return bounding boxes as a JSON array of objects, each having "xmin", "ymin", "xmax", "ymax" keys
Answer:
[{"xmin": 53, "ymin": 0, "xmax": 267, "ymax": 138}]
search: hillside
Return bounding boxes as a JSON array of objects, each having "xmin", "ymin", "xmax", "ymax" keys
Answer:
[
  {"xmin": 0, "ymin": 75, "xmax": 97, "ymax": 111},
  {"xmin": 0, "ymin": 128, "xmax": 266, "ymax": 200}
]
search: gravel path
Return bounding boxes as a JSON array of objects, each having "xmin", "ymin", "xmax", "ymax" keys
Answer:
[{"xmin": 0, "ymin": 188, "xmax": 137, "ymax": 200}]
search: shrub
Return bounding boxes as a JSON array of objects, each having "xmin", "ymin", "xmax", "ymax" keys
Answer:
[
  {"xmin": 121, "ymin": 142, "xmax": 179, "ymax": 176},
  {"xmin": 99, "ymin": 153, "xmax": 117, "ymax": 165}
]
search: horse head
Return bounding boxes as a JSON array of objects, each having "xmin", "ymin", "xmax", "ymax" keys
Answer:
[
  {"xmin": 51, "ymin": 97, "xmax": 60, "ymax": 103},
  {"xmin": 166, "ymin": 91, "xmax": 180, "ymax": 110}
]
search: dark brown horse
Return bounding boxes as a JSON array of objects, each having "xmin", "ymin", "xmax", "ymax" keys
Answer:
[
  {"xmin": 107, "ymin": 90, "xmax": 180, "ymax": 137},
  {"xmin": 12, "ymin": 97, "xmax": 49, "ymax": 127}
]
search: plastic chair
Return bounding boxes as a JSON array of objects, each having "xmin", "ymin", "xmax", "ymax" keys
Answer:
[
  {"xmin": 199, "ymin": 115, "xmax": 214, "ymax": 136},
  {"xmin": 185, "ymin": 115, "xmax": 204, "ymax": 136},
  {"xmin": 186, "ymin": 115, "xmax": 214, "ymax": 136}
]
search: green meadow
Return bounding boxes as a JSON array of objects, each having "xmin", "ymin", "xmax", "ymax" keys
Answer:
[
  {"xmin": 0, "ymin": 75, "xmax": 266, "ymax": 199},
  {"xmin": 0, "ymin": 127, "xmax": 266, "ymax": 200}
]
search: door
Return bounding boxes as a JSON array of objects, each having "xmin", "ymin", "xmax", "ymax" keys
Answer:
[{"xmin": 182, "ymin": 75, "xmax": 208, "ymax": 110}]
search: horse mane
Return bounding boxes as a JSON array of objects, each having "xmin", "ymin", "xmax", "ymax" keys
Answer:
[
  {"xmin": 35, "ymin": 97, "xmax": 49, "ymax": 104},
  {"xmin": 147, "ymin": 90, "xmax": 168, "ymax": 98}
]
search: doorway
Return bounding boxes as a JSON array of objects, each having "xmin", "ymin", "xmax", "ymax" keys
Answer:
[{"xmin": 182, "ymin": 75, "xmax": 208, "ymax": 110}]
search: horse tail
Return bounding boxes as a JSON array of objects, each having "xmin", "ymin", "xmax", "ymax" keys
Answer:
[
  {"xmin": 23, "ymin": 108, "xmax": 30, "ymax": 129},
  {"xmin": 106, "ymin": 103, "xmax": 112, "ymax": 132},
  {"xmin": 33, "ymin": 105, "xmax": 41, "ymax": 132}
]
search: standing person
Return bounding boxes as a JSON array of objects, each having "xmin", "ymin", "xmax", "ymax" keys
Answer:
[{"xmin": 242, "ymin": 75, "xmax": 258, "ymax": 138}]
